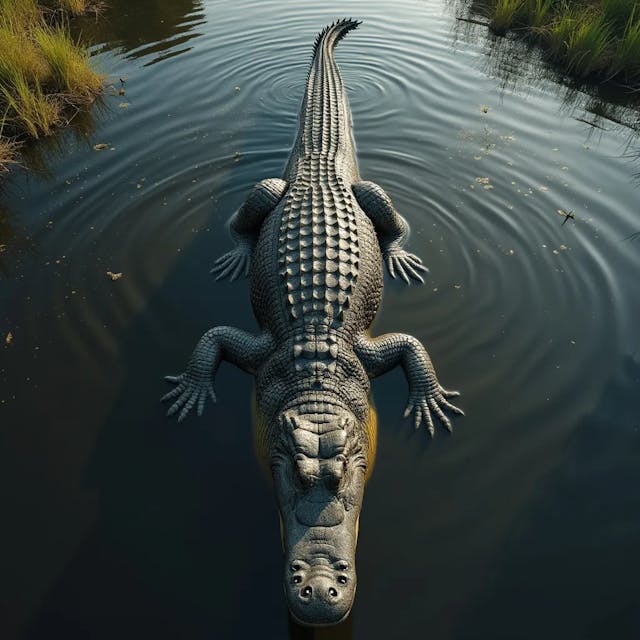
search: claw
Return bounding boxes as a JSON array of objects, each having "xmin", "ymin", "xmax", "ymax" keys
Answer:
[
  {"xmin": 197, "ymin": 389, "xmax": 207, "ymax": 417},
  {"xmin": 429, "ymin": 397, "xmax": 452, "ymax": 432},
  {"xmin": 215, "ymin": 259, "xmax": 237, "ymax": 281},
  {"xmin": 161, "ymin": 385, "xmax": 184, "ymax": 402},
  {"xmin": 441, "ymin": 398, "xmax": 465, "ymax": 415},
  {"xmin": 403, "ymin": 260, "xmax": 425, "ymax": 284},
  {"xmin": 230, "ymin": 256, "xmax": 247, "ymax": 282},
  {"xmin": 413, "ymin": 406, "xmax": 421, "ymax": 430},
  {"xmin": 396, "ymin": 259, "xmax": 410, "ymax": 284},
  {"xmin": 167, "ymin": 398, "xmax": 183, "ymax": 417},
  {"xmin": 164, "ymin": 374, "xmax": 183, "ymax": 383},
  {"xmin": 387, "ymin": 255, "xmax": 396, "ymax": 279}
]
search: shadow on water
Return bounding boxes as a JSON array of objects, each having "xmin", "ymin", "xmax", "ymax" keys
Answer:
[
  {"xmin": 76, "ymin": 0, "xmax": 206, "ymax": 66},
  {"xmin": 289, "ymin": 613, "xmax": 353, "ymax": 638},
  {"xmin": 451, "ymin": 355, "xmax": 640, "ymax": 640},
  {"xmin": 0, "ymin": 203, "xmax": 36, "ymax": 278},
  {"xmin": 22, "ymin": 236, "xmax": 286, "ymax": 637}
]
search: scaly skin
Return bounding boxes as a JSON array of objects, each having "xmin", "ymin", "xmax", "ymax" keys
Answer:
[{"xmin": 163, "ymin": 19, "xmax": 463, "ymax": 626}]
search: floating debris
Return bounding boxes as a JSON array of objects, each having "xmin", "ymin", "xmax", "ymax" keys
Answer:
[
  {"xmin": 93, "ymin": 143, "xmax": 109, "ymax": 151},
  {"xmin": 0, "ymin": 244, "xmax": 5, "ymax": 253},
  {"xmin": 475, "ymin": 177, "xmax": 490, "ymax": 184},
  {"xmin": 234, "ymin": 86, "xmax": 241, "ymax": 92},
  {"xmin": 507, "ymin": 249, "xmax": 515, "ymax": 256},
  {"xmin": 119, "ymin": 102, "xmax": 130, "ymax": 109},
  {"xmin": 453, "ymin": 284, "xmax": 462, "ymax": 289},
  {"xmin": 480, "ymin": 104, "xmax": 489, "ymax": 113},
  {"xmin": 539, "ymin": 185, "xmax": 549, "ymax": 192},
  {"xmin": 557, "ymin": 209, "xmax": 575, "ymax": 225},
  {"xmin": 106, "ymin": 271, "xmax": 123, "ymax": 281},
  {"xmin": 5, "ymin": 332, "xmax": 12, "ymax": 345}
]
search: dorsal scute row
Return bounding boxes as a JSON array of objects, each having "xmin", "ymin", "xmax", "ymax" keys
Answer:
[{"xmin": 277, "ymin": 168, "xmax": 359, "ymax": 381}]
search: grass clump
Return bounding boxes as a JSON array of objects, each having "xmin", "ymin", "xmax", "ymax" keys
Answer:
[
  {"xmin": 55, "ymin": 0, "xmax": 91, "ymax": 15},
  {"xmin": 472, "ymin": 0, "xmax": 640, "ymax": 85},
  {"xmin": 491, "ymin": 0, "xmax": 523, "ymax": 35},
  {"xmin": 0, "ymin": 0, "xmax": 103, "ymax": 172}
]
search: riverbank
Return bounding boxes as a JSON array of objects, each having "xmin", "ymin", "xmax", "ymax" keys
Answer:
[
  {"xmin": 466, "ymin": 0, "xmax": 640, "ymax": 85},
  {"xmin": 0, "ymin": 0, "xmax": 103, "ymax": 174}
]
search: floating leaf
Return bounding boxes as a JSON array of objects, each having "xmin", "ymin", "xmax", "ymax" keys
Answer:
[
  {"xmin": 5, "ymin": 332, "xmax": 12, "ymax": 345},
  {"xmin": 93, "ymin": 143, "xmax": 109, "ymax": 151},
  {"xmin": 106, "ymin": 271, "xmax": 123, "ymax": 281}
]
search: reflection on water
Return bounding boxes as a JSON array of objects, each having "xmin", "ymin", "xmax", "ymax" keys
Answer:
[
  {"xmin": 0, "ymin": 204, "xmax": 36, "ymax": 277},
  {"xmin": 1, "ymin": 0, "xmax": 640, "ymax": 637},
  {"xmin": 76, "ymin": 0, "xmax": 205, "ymax": 65},
  {"xmin": 453, "ymin": 0, "xmax": 640, "ymax": 137}
]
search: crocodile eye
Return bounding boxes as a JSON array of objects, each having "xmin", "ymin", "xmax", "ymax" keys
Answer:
[
  {"xmin": 337, "ymin": 562, "xmax": 349, "ymax": 571},
  {"xmin": 328, "ymin": 587, "xmax": 338, "ymax": 597},
  {"xmin": 291, "ymin": 563, "xmax": 301, "ymax": 572},
  {"xmin": 301, "ymin": 586, "xmax": 312, "ymax": 598},
  {"xmin": 338, "ymin": 575, "xmax": 348, "ymax": 584},
  {"xmin": 335, "ymin": 454, "xmax": 346, "ymax": 464},
  {"xmin": 293, "ymin": 575, "xmax": 302, "ymax": 584}
]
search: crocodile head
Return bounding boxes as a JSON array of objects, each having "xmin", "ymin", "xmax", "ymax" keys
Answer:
[{"xmin": 271, "ymin": 409, "xmax": 368, "ymax": 626}]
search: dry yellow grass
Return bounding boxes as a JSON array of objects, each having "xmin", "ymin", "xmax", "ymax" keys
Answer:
[{"xmin": 0, "ymin": 0, "xmax": 103, "ymax": 164}]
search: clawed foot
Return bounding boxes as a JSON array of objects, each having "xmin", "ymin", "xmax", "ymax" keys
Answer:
[
  {"xmin": 385, "ymin": 249, "xmax": 428, "ymax": 284},
  {"xmin": 210, "ymin": 245, "xmax": 251, "ymax": 281},
  {"xmin": 161, "ymin": 371, "xmax": 216, "ymax": 422},
  {"xmin": 403, "ymin": 386, "xmax": 464, "ymax": 436}
]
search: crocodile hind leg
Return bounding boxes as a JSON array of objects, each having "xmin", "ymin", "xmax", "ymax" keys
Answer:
[
  {"xmin": 354, "ymin": 332, "xmax": 463, "ymax": 436},
  {"xmin": 352, "ymin": 180, "xmax": 428, "ymax": 284},
  {"xmin": 211, "ymin": 178, "xmax": 288, "ymax": 281},
  {"xmin": 162, "ymin": 327, "xmax": 273, "ymax": 422}
]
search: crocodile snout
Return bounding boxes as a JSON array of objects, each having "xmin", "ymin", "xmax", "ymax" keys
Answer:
[{"xmin": 287, "ymin": 561, "xmax": 355, "ymax": 626}]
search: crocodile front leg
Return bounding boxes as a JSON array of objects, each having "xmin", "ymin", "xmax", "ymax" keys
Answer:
[
  {"xmin": 162, "ymin": 327, "xmax": 273, "ymax": 422},
  {"xmin": 211, "ymin": 178, "xmax": 288, "ymax": 281},
  {"xmin": 354, "ymin": 332, "xmax": 463, "ymax": 436},
  {"xmin": 352, "ymin": 180, "xmax": 428, "ymax": 284}
]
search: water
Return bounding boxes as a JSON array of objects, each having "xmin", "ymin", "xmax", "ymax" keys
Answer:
[{"xmin": 1, "ymin": 0, "xmax": 639, "ymax": 637}]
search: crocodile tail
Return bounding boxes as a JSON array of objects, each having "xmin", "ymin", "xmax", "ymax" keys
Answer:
[{"xmin": 310, "ymin": 18, "xmax": 361, "ymax": 63}]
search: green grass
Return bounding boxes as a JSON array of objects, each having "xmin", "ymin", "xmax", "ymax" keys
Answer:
[
  {"xmin": 0, "ymin": 0, "xmax": 103, "ymax": 170},
  {"xmin": 474, "ymin": 0, "xmax": 640, "ymax": 84},
  {"xmin": 611, "ymin": 7, "xmax": 640, "ymax": 78},
  {"xmin": 491, "ymin": 0, "xmax": 523, "ymax": 35}
]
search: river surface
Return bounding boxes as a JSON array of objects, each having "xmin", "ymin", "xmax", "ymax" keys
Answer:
[{"xmin": 1, "ymin": 0, "xmax": 639, "ymax": 638}]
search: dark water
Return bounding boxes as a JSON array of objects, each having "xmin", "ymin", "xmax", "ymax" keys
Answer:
[{"xmin": 1, "ymin": 0, "xmax": 639, "ymax": 638}]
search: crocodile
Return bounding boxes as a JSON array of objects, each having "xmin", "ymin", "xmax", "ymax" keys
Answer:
[{"xmin": 162, "ymin": 19, "xmax": 463, "ymax": 626}]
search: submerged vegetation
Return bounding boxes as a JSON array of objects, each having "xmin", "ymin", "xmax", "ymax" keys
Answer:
[
  {"xmin": 0, "ymin": 0, "xmax": 103, "ymax": 173},
  {"xmin": 468, "ymin": 0, "xmax": 640, "ymax": 85}
]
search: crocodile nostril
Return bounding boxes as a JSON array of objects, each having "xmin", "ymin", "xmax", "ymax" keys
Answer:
[
  {"xmin": 300, "ymin": 586, "xmax": 313, "ymax": 599},
  {"xmin": 328, "ymin": 587, "xmax": 338, "ymax": 598}
]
